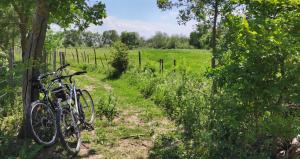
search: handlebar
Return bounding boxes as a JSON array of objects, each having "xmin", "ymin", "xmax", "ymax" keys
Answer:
[
  {"xmin": 37, "ymin": 64, "xmax": 70, "ymax": 81},
  {"xmin": 57, "ymin": 64, "xmax": 70, "ymax": 72},
  {"xmin": 51, "ymin": 71, "xmax": 87, "ymax": 83}
]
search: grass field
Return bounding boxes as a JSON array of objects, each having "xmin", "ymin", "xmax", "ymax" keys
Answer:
[{"xmin": 57, "ymin": 48, "xmax": 211, "ymax": 75}]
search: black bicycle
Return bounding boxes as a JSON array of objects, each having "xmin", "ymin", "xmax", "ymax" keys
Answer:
[
  {"xmin": 51, "ymin": 70, "xmax": 95, "ymax": 154},
  {"xmin": 29, "ymin": 64, "xmax": 69, "ymax": 146}
]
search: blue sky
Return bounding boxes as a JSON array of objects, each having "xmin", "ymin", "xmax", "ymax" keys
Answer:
[{"xmin": 86, "ymin": 0, "xmax": 197, "ymax": 38}]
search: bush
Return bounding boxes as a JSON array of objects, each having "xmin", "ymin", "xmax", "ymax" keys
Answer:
[
  {"xmin": 96, "ymin": 93, "xmax": 118, "ymax": 124},
  {"xmin": 127, "ymin": 67, "xmax": 211, "ymax": 157},
  {"xmin": 209, "ymin": 2, "xmax": 300, "ymax": 157},
  {"xmin": 109, "ymin": 41, "xmax": 129, "ymax": 77},
  {"xmin": 149, "ymin": 132, "xmax": 186, "ymax": 159}
]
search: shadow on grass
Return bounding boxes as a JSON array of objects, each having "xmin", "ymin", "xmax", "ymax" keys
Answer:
[
  {"xmin": 148, "ymin": 132, "xmax": 186, "ymax": 159},
  {"xmin": 104, "ymin": 70, "xmax": 123, "ymax": 80}
]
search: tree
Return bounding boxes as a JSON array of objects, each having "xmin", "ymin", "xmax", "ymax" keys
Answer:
[
  {"xmin": 19, "ymin": 0, "xmax": 106, "ymax": 138},
  {"xmin": 10, "ymin": 0, "xmax": 34, "ymax": 58},
  {"xmin": 82, "ymin": 32, "xmax": 100, "ymax": 47},
  {"xmin": 62, "ymin": 30, "xmax": 83, "ymax": 47},
  {"xmin": 0, "ymin": 5, "xmax": 18, "ymax": 51},
  {"xmin": 120, "ymin": 31, "xmax": 140, "ymax": 49},
  {"xmin": 168, "ymin": 35, "xmax": 191, "ymax": 49},
  {"xmin": 102, "ymin": 30, "xmax": 119, "ymax": 46},
  {"xmin": 157, "ymin": 0, "xmax": 232, "ymax": 92},
  {"xmin": 148, "ymin": 32, "xmax": 169, "ymax": 49},
  {"xmin": 211, "ymin": 1, "xmax": 300, "ymax": 157},
  {"xmin": 189, "ymin": 25, "xmax": 211, "ymax": 49},
  {"xmin": 157, "ymin": 0, "xmax": 231, "ymax": 66}
]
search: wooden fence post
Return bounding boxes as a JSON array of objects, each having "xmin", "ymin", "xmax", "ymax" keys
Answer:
[
  {"xmin": 45, "ymin": 50, "xmax": 48, "ymax": 65},
  {"xmin": 49, "ymin": 49, "xmax": 52, "ymax": 65},
  {"xmin": 53, "ymin": 49, "xmax": 57, "ymax": 71},
  {"xmin": 100, "ymin": 57, "xmax": 105, "ymax": 68},
  {"xmin": 76, "ymin": 48, "xmax": 79, "ymax": 63},
  {"xmin": 159, "ymin": 59, "xmax": 162, "ymax": 74},
  {"xmin": 173, "ymin": 59, "xmax": 176, "ymax": 72},
  {"xmin": 65, "ymin": 47, "xmax": 67, "ymax": 60},
  {"xmin": 43, "ymin": 50, "xmax": 47, "ymax": 71},
  {"xmin": 59, "ymin": 52, "xmax": 62, "ymax": 66},
  {"xmin": 72, "ymin": 52, "xmax": 75, "ymax": 61},
  {"xmin": 161, "ymin": 59, "xmax": 164, "ymax": 74},
  {"xmin": 138, "ymin": 51, "xmax": 141, "ymax": 68},
  {"xmin": 62, "ymin": 52, "xmax": 66, "ymax": 65},
  {"xmin": 8, "ymin": 48, "xmax": 14, "ymax": 83},
  {"xmin": 80, "ymin": 52, "xmax": 84, "ymax": 63},
  {"xmin": 104, "ymin": 52, "xmax": 108, "ymax": 62},
  {"xmin": 84, "ymin": 51, "xmax": 87, "ymax": 63},
  {"xmin": 94, "ymin": 48, "xmax": 97, "ymax": 66},
  {"xmin": 87, "ymin": 55, "xmax": 90, "ymax": 64}
]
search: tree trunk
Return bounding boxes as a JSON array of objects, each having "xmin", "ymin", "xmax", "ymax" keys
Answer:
[
  {"xmin": 211, "ymin": 0, "xmax": 219, "ymax": 93},
  {"xmin": 19, "ymin": 0, "xmax": 49, "ymax": 138},
  {"xmin": 12, "ymin": 2, "xmax": 29, "ymax": 60},
  {"xmin": 211, "ymin": 0, "xmax": 218, "ymax": 69}
]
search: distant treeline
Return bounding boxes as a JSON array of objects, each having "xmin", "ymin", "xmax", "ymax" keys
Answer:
[{"xmin": 51, "ymin": 26, "xmax": 211, "ymax": 49}]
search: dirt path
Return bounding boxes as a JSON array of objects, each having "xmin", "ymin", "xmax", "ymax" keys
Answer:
[{"xmin": 36, "ymin": 72, "xmax": 175, "ymax": 159}]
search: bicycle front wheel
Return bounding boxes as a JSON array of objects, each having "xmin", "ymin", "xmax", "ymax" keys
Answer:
[
  {"xmin": 30, "ymin": 101, "xmax": 57, "ymax": 146},
  {"xmin": 79, "ymin": 90, "xmax": 95, "ymax": 125}
]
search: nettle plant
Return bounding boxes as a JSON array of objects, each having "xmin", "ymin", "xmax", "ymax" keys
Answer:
[{"xmin": 211, "ymin": 1, "xmax": 300, "ymax": 157}]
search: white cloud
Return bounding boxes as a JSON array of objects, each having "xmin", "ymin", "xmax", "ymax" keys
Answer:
[
  {"xmin": 87, "ymin": 15, "xmax": 197, "ymax": 39},
  {"xmin": 50, "ymin": 11, "xmax": 197, "ymax": 39}
]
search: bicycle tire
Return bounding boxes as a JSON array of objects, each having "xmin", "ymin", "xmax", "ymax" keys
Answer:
[
  {"xmin": 56, "ymin": 106, "xmax": 81, "ymax": 154},
  {"xmin": 78, "ymin": 90, "xmax": 95, "ymax": 125},
  {"xmin": 30, "ymin": 101, "xmax": 57, "ymax": 146}
]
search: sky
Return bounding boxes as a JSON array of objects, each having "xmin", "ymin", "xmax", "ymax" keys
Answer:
[{"xmin": 81, "ymin": 0, "xmax": 197, "ymax": 39}]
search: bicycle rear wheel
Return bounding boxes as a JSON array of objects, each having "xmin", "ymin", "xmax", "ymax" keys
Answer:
[{"xmin": 30, "ymin": 101, "xmax": 57, "ymax": 146}]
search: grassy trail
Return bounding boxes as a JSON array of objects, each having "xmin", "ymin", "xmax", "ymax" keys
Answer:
[{"xmin": 36, "ymin": 68, "xmax": 175, "ymax": 159}]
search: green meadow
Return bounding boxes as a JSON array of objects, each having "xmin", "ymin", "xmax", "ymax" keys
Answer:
[{"xmin": 59, "ymin": 48, "xmax": 211, "ymax": 75}]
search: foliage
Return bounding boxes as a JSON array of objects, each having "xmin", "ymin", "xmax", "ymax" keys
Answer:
[
  {"xmin": 62, "ymin": 30, "xmax": 83, "ymax": 47},
  {"xmin": 82, "ymin": 32, "xmax": 102, "ymax": 47},
  {"xmin": 0, "ymin": 5, "xmax": 18, "ymax": 51},
  {"xmin": 209, "ymin": 0, "xmax": 300, "ymax": 157},
  {"xmin": 109, "ymin": 41, "xmax": 129, "ymax": 76},
  {"xmin": 51, "ymin": 30, "xmax": 197, "ymax": 49},
  {"xmin": 96, "ymin": 93, "xmax": 118, "ymax": 124},
  {"xmin": 156, "ymin": 0, "xmax": 231, "ymax": 25},
  {"xmin": 120, "ymin": 31, "xmax": 141, "ymax": 49},
  {"xmin": 102, "ymin": 30, "xmax": 120, "ymax": 46},
  {"xmin": 128, "ymin": 66, "xmax": 211, "ymax": 157},
  {"xmin": 147, "ymin": 32, "xmax": 170, "ymax": 49},
  {"xmin": 189, "ymin": 24, "xmax": 211, "ymax": 49},
  {"xmin": 168, "ymin": 35, "xmax": 192, "ymax": 49},
  {"xmin": 147, "ymin": 32, "xmax": 192, "ymax": 49},
  {"xmin": 149, "ymin": 131, "xmax": 186, "ymax": 159},
  {"xmin": 44, "ymin": 30, "xmax": 63, "ymax": 52},
  {"xmin": 48, "ymin": 0, "xmax": 107, "ymax": 31},
  {"xmin": 62, "ymin": 30, "xmax": 103, "ymax": 48}
]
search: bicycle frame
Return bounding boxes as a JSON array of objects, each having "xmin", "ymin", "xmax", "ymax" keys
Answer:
[
  {"xmin": 38, "ymin": 79, "xmax": 60, "ymax": 110},
  {"xmin": 67, "ymin": 81, "xmax": 80, "ymax": 114}
]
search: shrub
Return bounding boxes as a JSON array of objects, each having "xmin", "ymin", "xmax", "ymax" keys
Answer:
[
  {"xmin": 127, "ymin": 68, "xmax": 211, "ymax": 157},
  {"xmin": 96, "ymin": 93, "xmax": 118, "ymax": 124},
  {"xmin": 109, "ymin": 41, "xmax": 129, "ymax": 75},
  {"xmin": 149, "ymin": 132, "xmax": 186, "ymax": 159}
]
